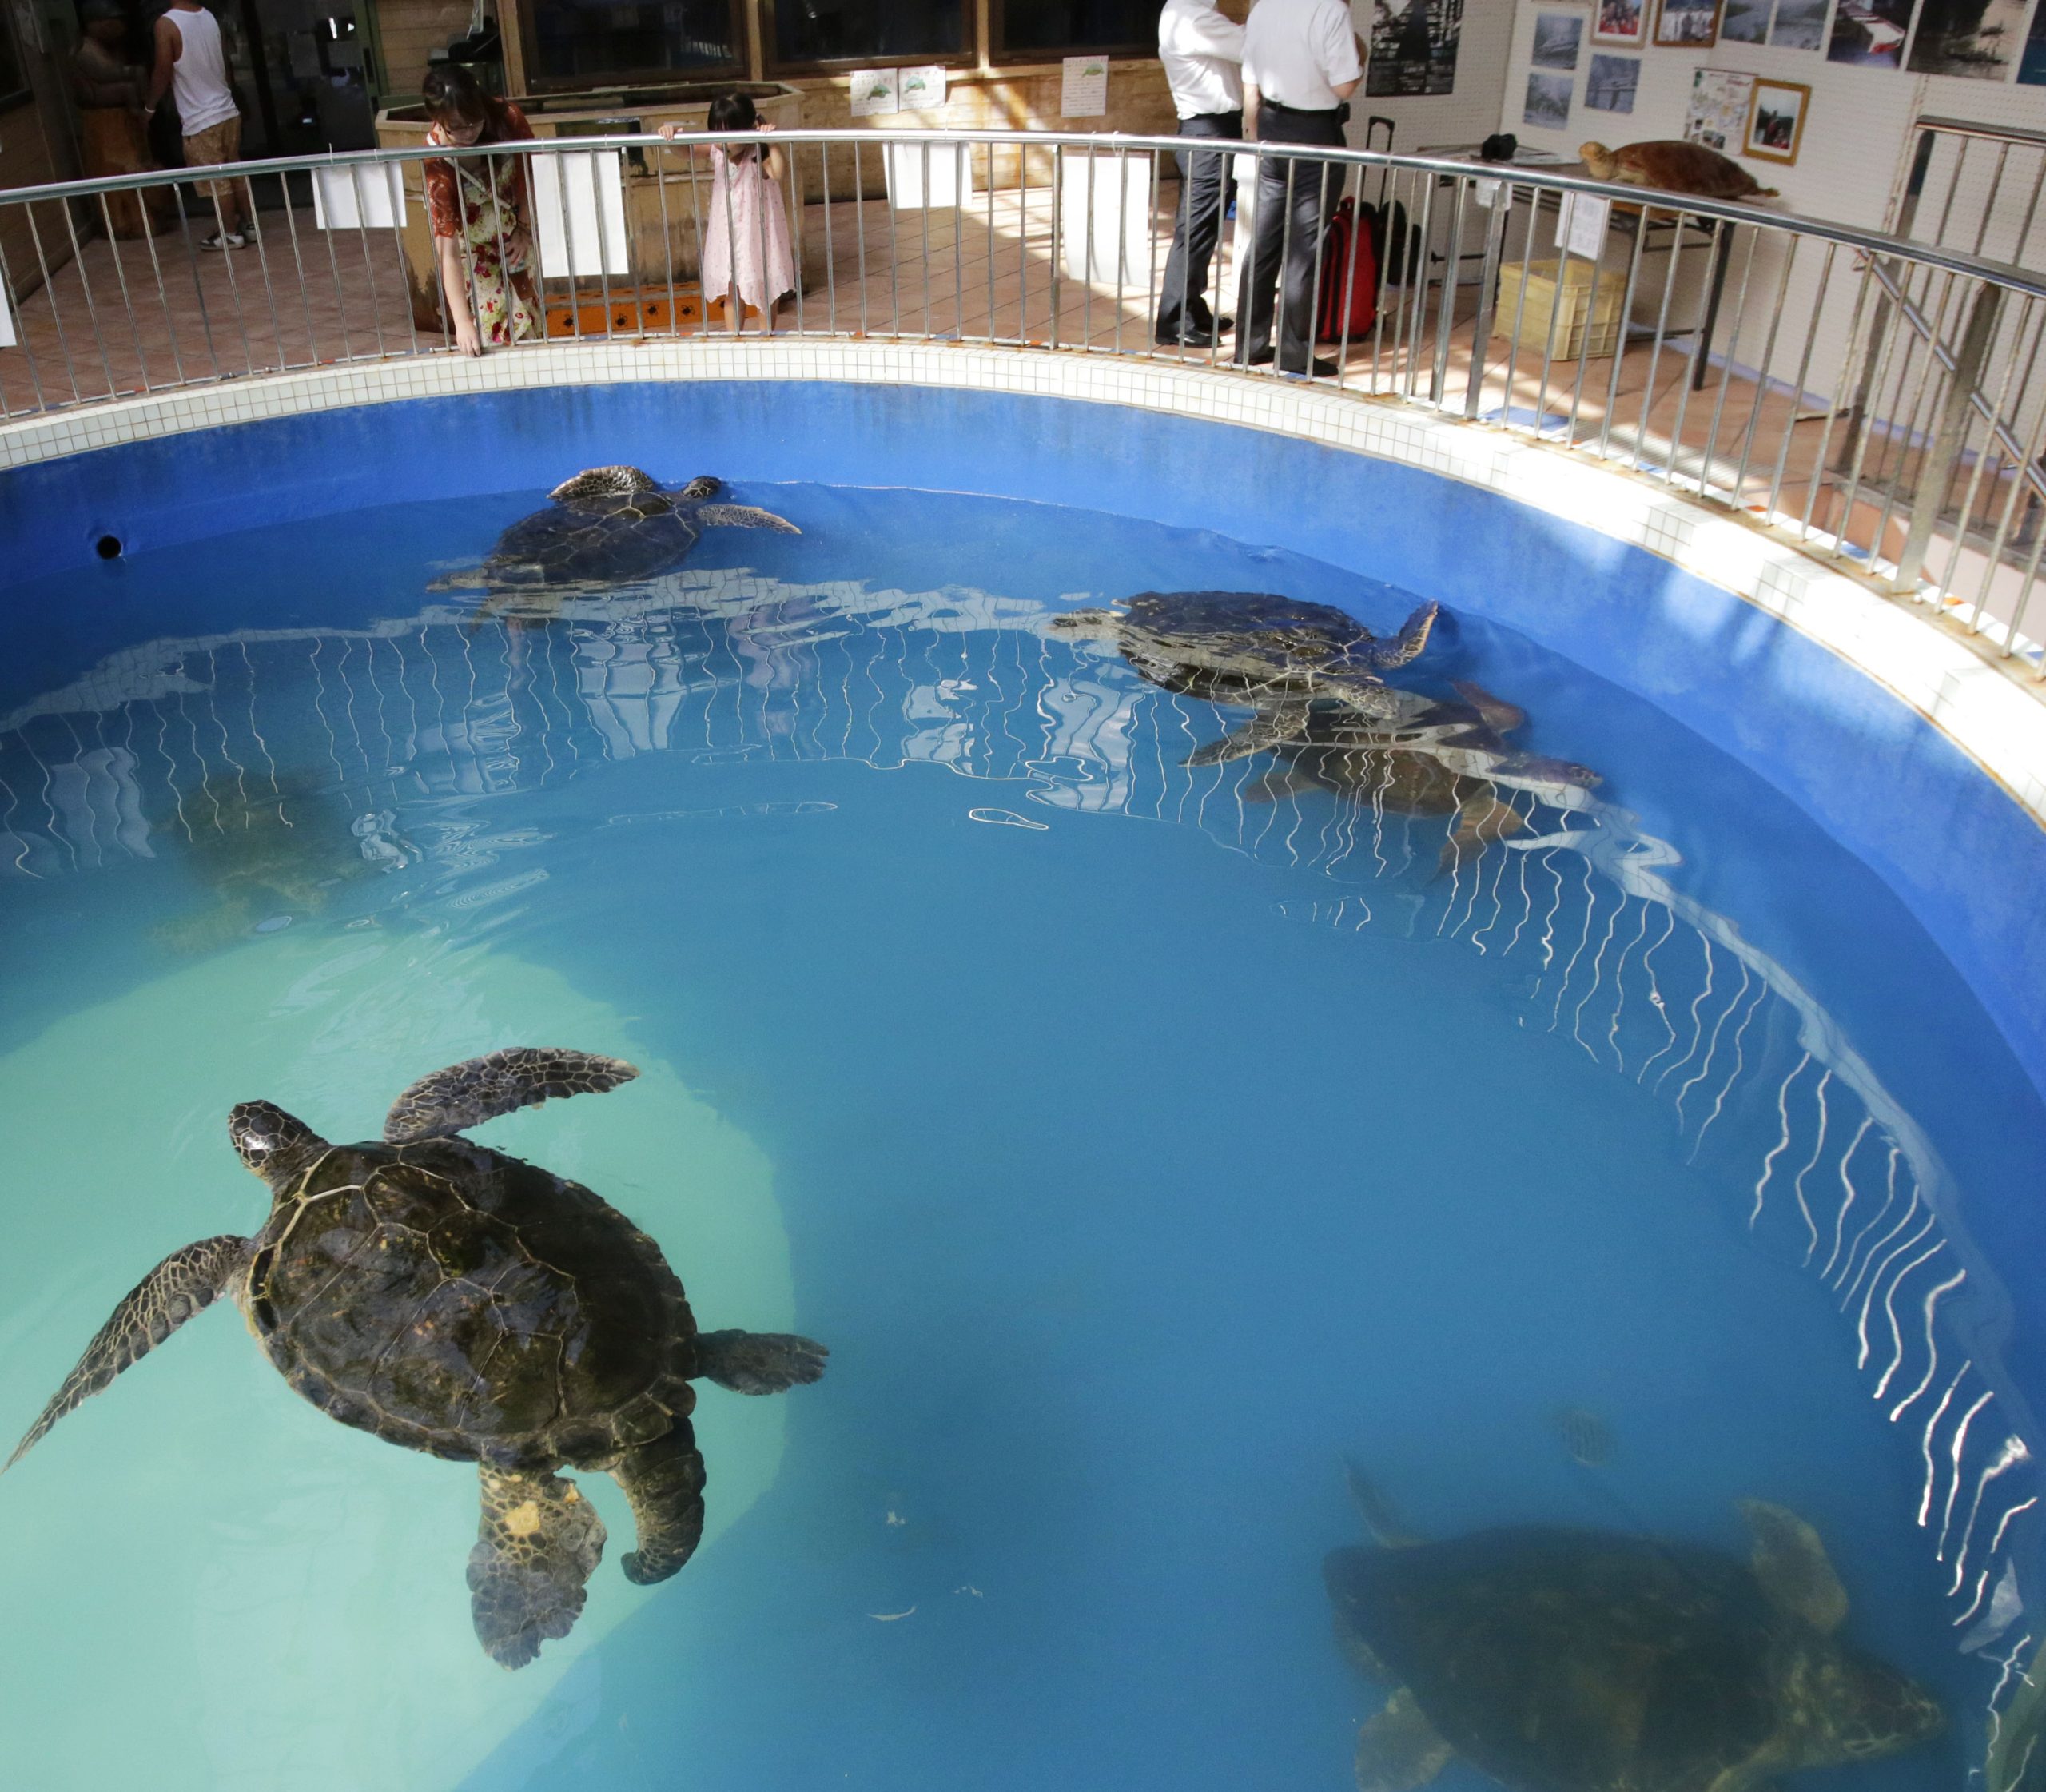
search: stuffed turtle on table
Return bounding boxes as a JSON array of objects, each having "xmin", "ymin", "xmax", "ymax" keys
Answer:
[
  {"xmin": 1579, "ymin": 140, "xmax": 1778, "ymax": 201},
  {"xmin": 1324, "ymin": 1464, "xmax": 1943, "ymax": 1792},
  {"xmin": 432, "ymin": 466, "xmax": 801, "ymax": 608},
  {"xmin": 1049, "ymin": 591, "xmax": 1441, "ymax": 762},
  {"xmin": 5, "ymin": 1047, "xmax": 827, "ymax": 1669}
]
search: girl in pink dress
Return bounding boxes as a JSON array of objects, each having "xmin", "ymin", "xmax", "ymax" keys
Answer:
[{"xmin": 662, "ymin": 92, "xmax": 797, "ymax": 333}]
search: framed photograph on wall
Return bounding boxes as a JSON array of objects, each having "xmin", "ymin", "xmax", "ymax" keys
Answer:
[
  {"xmin": 1593, "ymin": 0, "xmax": 1647, "ymax": 47},
  {"xmin": 1744, "ymin": 76, "xmax": 1810, "ymax": 163},
  {"xmin": 1654, "ymin": 0, "xmax": 1725, "ymax": 46}
]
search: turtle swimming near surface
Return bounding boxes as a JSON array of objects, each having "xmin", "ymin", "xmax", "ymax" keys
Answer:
[
  {"xmin": 1324, "ymin": 1463, "xmax": 1943, "ymax": 1792},
  {"xmin": 5, "ymin": 1047, "xmax": 828, "ymax": 1669},
  {"xmin": 1049, "ymin": 590, "xmax": 1440, "ymax": 759},
  {"xmin": 431, "ymin": 467, "xmax": 801, "ymax": 608}
]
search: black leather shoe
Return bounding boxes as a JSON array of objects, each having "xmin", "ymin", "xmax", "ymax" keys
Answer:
[
  {"xmin": 1243, "ymin": 344, "xmax": 1276, "ymax": 366},
  {"xmin": 1157, "ymin": 326, "xmax": 1223, "ymax": 348}
]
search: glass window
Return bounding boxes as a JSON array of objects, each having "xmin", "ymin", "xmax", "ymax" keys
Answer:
[
  {"xmin": 773, "ymin": 0, "xmax": 965, "ymax": 66},
  {"xmin": 994, "ymin": 0, "xmax": 1162, "ymax": 54},
  {"xmin": 525, "ymin": 0, "xmax": 743, "ymax": 86},
  {"xmin": 0, "ymin": 2, "xmax": 30, "ymax": 112}
]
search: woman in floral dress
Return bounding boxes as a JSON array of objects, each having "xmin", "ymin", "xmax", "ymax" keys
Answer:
[{"xmin": 421, "ymin": 64, "xmax": 539, "ymax": 355}]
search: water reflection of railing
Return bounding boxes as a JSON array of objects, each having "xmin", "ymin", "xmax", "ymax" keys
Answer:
[{"xmin": 1, "ymin": 569, "xmax": 2038, "ymax": 1734}]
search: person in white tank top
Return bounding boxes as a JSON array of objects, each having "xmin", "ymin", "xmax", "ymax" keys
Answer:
[{"xmin": 145, "ymin": 0, "xmax": 248, "ymax": 247}]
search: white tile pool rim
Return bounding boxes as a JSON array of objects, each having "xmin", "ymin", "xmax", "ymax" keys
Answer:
[{"xmin": 7, "ymin": 337, "xmax": 2045, "ymax": 832}]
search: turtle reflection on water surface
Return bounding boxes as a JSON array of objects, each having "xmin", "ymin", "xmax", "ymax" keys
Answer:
[
  {"xmin": 431, "ymin": 466, "xmax": 801, "ymax": 622},
  {"xmin": 1325, "ymin": 1465, "xmax": 1943, "ymax": 1792},
  {"xmin": 3, "ymin": 1049, "xmax": 828, "ymax": 1670},
  {"xmin": 1048, "ymin": 590, "xmax": 1440, "ymax": 751}
]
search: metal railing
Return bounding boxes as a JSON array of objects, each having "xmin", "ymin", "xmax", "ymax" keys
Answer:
[{"xmin": 6, "ymin": 127, "xmax": 2046, "ymax": 682}]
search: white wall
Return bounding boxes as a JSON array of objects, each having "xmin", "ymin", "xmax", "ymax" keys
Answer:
[{"xmin": 1493, "ymin": 0, "xmax": 2046, "ymax": 408}]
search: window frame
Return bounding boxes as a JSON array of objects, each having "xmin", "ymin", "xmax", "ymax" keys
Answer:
[
  {"xmin": 985, "ymin": 0, "xmax": 1161, "ymax": 66},
  {"xmin": 758, "ymin": 0, "xmax": 978, "ymax": 78},
  {"xmin": 511, "ymin": 0, "xmax": 751, "ymax": 94},
  {"xmin": 0, "ymin": 0, "xmax": 34, "ymax": 116}
]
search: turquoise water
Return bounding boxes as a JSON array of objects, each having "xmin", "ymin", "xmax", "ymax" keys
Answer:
[{"xmin": 2, "ymin": 482, "xmax": 2044, "ymax": 1791}]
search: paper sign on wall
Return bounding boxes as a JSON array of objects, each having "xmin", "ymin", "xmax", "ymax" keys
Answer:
[
  {"xmin": 1555, "ymin": 190, "xmax": 1610, "ymax": 259},
  {"xmin": 532, "ymin": 150, "xmax": 631, "ymax": 278},
  {"xmin": 849, "ymin": 68, "xmax": 899, "ymax": 117},
  {"xmin": 1061, "ymin": 55, "xmax": 1109, "ymax": 117},
  {"xmin": 0, "ymin": 286, "xmax": 15, "ymax": 350},
  {"xmin": 897, "ymin": 65, "xmax": 948, "ymax": 110},
  {"xmin": 312, "ymin": 161, "xmax": 406, "ymax": 230}
]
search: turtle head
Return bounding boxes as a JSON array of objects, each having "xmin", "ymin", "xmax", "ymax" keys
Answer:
[
  {"xmin": 1785, "ymin": 1639, "xmax": 1944, "ymax": 1770},
  {"xmin": 678, "ymin": 475, "xmax": 722, "ymax": 500},
  {"xmin": 1580, "ymin": 141, "xmax": 1618, "ymax": 181},
  {"xmin": 229, "ymin": 1101, "xmax": 328, "ymax": 1192},
  {"xmin": 1047, "ymin": 607, "xmax": 1123, "ymax": 643}
]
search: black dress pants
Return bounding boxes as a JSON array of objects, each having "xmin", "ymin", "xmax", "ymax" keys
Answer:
[
  {"xmin": 1155, "ymin": 109, "xmax": 1242, "ymax": 340},
  {"xmin": 1237, "ymin": 106, "xmax": 1346, "ymax": 373}
]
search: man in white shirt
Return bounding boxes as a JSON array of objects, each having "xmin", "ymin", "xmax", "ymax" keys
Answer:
[
  {"xmin": 1235, "ymin": 0, "xmax": 1364, "ymax": 376},
  {"xmin": 1156, "ymin": 0, "xmax": 1244, "ymax": 348}
]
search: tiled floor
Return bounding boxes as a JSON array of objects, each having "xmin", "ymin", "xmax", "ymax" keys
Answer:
[{"xmin": 3, "ymin": 177, "xmax": 2035, "ymax": 630}]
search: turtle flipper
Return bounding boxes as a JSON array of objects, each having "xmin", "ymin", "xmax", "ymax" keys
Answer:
[
  {"xmin": 6, "ymin": 1235, "xmax": 249, "ymax": 1471},
  {"xmin": 382, "ymin": 1048, "xmax": 639, "ymax": 1145},
  {"xmin": 691, "ymin": 503, "xmax": 802, "ymax": 535},
  {"xmin": 468, "ymin": 1465, "xmax": 608, "ymax": 1670},
  {"xmin": 1342, "ymin": 602, "xmax": 1440, "ymax": 673},
  {"xmin": 1355, "ymin": 1689, "xmax": 1451, "ymax": 1792},
  {"xmin": 1184, "ymin": 703, "xmax": 1313, "ymax": 767},
  {"xmin": 614, "ymin": 1423, "xmax": 707, "ymax": 1585},
  {"xmin": 1740, "ymin": 1499, "xmax": 1849, "ymax": 1632},
  {"xmin": 693, "ymin": 1328, "xmax": 830, "ymax": 1395}
]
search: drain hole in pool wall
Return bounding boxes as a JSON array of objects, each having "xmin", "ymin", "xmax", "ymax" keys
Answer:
[{"xmin": 95, "ymin": 534, "xmax": 123, "ymax": 560}]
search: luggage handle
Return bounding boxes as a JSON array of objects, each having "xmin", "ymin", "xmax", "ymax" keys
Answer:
[{"xmin": 1364, "ymin": 114, "xmax": 1395, "ymax": 209}]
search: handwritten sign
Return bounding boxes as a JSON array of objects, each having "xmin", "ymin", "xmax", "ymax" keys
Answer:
[
  {"xmin": 1554, "ymin": 190, "xmax": 1611, "ymax": 259},
  {"xmin": 898, "ymin": 65, "xmax": 948, "ymax": 111},
  {"xmin": 1061, "ymin": 54, "xmax": 1109, "ymax": 117},
  {"xmin": 849, "ymin": 68, "xmax": 898, "ymax": 117}
]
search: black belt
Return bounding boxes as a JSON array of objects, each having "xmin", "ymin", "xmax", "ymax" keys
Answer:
[{"xmin": 1261, "ymin": 99, "xmax": 1341, "ymax": 117}]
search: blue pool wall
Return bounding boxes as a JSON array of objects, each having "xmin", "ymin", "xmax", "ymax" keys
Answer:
[{"xmin": 4, "ymin": 376, "xmax": 2044, "ymax": 1107}]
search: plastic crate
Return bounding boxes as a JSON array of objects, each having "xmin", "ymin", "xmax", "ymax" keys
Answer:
[{"xmin": 1494, "ymin": 257, "xmax": 1626, "ymax": 361}]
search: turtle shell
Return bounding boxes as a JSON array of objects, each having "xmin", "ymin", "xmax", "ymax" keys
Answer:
[
  {"xmin": 484, "ymin": 488, "xmax": 703, "ymax": 588},
  {"xmin": 1325, "ymin": 1527, "xmax": 1786, "ymax": 1792},
  {"xmin": 1613, "ymin": 141, "xmax": 1771, "ymax": 200},
  {"xmin": 246, "ymin": 1136, "xmax": 698, "ymax": 1469}
]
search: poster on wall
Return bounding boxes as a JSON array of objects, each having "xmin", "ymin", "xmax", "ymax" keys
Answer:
[
  {"xmin": 1533, "ymin": 10, "xmax": 1586, "ymax": 66},
  {"xmin": 1907, "ymin": 0, "xmax": 2026, "ymax": 78},
  {"xmin": 1061, "ymin": 54, "xmax": 1109, "ymax": 117},
  {"xmin": 1654, "ymin": 0, "xmax": 1725, "ymax": 46},
  {"xmin": 1366, "ymin": 0, "xmax": 1464, "ymax": 97},
  {"xmin": 897, "ymin": 66, "xmax": 949, "ymax": 110},
  {"xmin": 2021, "ymin": 0, "xmax": 2046, "ymax": 80},
  {"xmin": 1683, "ymin": 66, "xmax": 1756, "ymax": 150},
  {"xmin": 1593, "ymin": 0, "xmax": 1646, "ymax": 46},
  {"xmin": 1827, "ymin": 0, "xmax": 1916, "ymax": 67},
  {"xmin": 1586, "ymin": 51, "xmax": 1641, "ymax": 110},
  {"xmin": 1524, "ymin": 67, "xmax": 1574, "ymax": 126},
  {"xmin": 1720, "ymin": 0, "xmax": 1772, "ymax": 42},
  {"xmin": 1769, "ymin": 0, "xmax": 1830, "ymax": 48},
  {"xmin": 848, "ymin": 68, "xmax": 899, "ymax": 117}
]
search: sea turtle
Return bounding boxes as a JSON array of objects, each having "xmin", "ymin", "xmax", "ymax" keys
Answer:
[
  {"xmin": 1579, "ymin": 139, "xmax": 1779, "ymax": 201},
  {"xmin": 430, "ymin": 467, "xmax": 801, "ymax": 606},
  {"xmin": 4, "ymin": 1047, "xmax": 828, "ymax": 1670},
  {"xmin": 1237, "ymin": 682, "xmax": 1602, "ymax": 868},
  {"xmin": 1048, "ymin": 591, "xmax": 1440, "ymax": 758},
  {"xmin": 1324, "ymin": 1465, "xmax": 1943, "ymax": 1792}
]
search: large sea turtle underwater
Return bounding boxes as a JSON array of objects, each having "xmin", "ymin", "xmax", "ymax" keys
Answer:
[
  {"xmin": 1048, "ymin": 590, "xmax": 1440, "ymax": 758},
  {"xmin": 1324, "ymin": 1467, "xmax": 1943, "ymax": 1792},
  {"xmin": 430, "ymin": 466, "xmax": 801, "ymax": 607},
  {"xmin": 4, "ymin": 1047, "xmax": 828, "ymax": 1670}
]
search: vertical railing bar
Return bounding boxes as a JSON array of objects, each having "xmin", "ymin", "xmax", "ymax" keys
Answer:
[
  {"xmin": 243, "ymin": 171, "xmax": 287, "ymax": 372},
  {"xmin": 684, "ymin": 135, "xmax": 708, "ymax": 339},
  {"xmin": 1498, "ymin": 182, "xmax": 1536, "ymax": 424},
  {"xmin": 559, "ymin": 141, "xmax": 587, "ymax": 341},
  {"xmin": 1933, "ymin": 137, "xmax": 1971, "ymax": 251},
  {"xmin": 1114, "ymin": 142, "xmax": 1130, "ymax": 359},
  {"xmin": 1998, "ymin": 475, "xmax": 2046, "ymax": 663},
  {"xmin": 1975, "ymin": 141, "xmax": 2012, "ymax": 260},
  {"xmin": 169, "ymin": 188, "xmax": 224, "ymax": 382},
  {"xmin": 1404, "ymin": 165, "xmax": 1439, "ymax": 398},
  {"xmin": 380, "ymin": 165, "xmax": 421, "ymax": 356},
  {"xmin": 1563, "ymin": 201, "xmax": 1612, "ymax": 448},
  {"xmin": 314, "ymin": 168, "xmax": 356, "ymax": 361},
  {"xmin": 1431, "ymin": 172, "xmax": 1471, "ymax": 404},
  {"xmin": 94, "ymin": 191, "xmax": 150, "ymax": 393},
  {"xmin": 1734, "ymin": 233, "xmax": 1801, "ymax": 508},
  {"xmin": 790, "ymin": 141, "xmax": 806, "ymax": 336},
  {"xmin": 1866, "ymin": 269, "xmax": 1958, "ymax": 563},
  {"xmin": 984, "ymin": 139, "xmax": 997, "ymax": 341},
  {"xmin": 205, "ymin": 184, "xmax": 258, "ymax": 375},
  {"xmin": 853, "ymin": 139, "xmax": 870, "ymax": 338},
  {"xmin": 1662, "ymin": 216, "xmax": 1715, "ymax": 491},
  {"xmin": 953, "ymin": 141, "xmax": 965, "ymax": 342},
  {"xmin": 347, "ymin": 161, "xmax": 388, "ymax": 360},
  {"xmin": 1051, "ymin": 142, "xmax": 1064, "ymax": 351},
  {"xmin": 1335, "ymin": 158, "xmax": 1364, "ymax": 391},
  {"xmin": 459, "ymin": 157, "xmax": 490, "ymax": 355},
  {"xmin": 821, "ymin": 139, "xmax": 838, "ymax": 336},
  {"xmin": 277, "ymin": 170, "xmax": 320, "ymax": 364},
  {"xmin": 919, "ymin": 140, "xmax": 932, "ymax": 337},
  {"xmin": 1463, "ymin": 180, "xmax": 1511, "ymax": 418},
  {"xmin": 135, "ymin": 187, "xmax": 188, "ymax": 387},
  {"xmin": 1633, "ymin": 209, "xmax": 1689, "ymax": 480},
  {"xmin": 1764, "ymin": 237, "xmax": 1833, "ymax": 520},
  {"xmin": 1272, "ymin": 147, "xmax": 1298, "ymax": 379},
  {"xmin": 883, "ymin": 141, "xmax": 901, "ymax": 338},
  {"xmin": 1368, "ymin": 160, "xmax": 1390, "ymax": 392},
  {"xmin": 1698, "ymin": 223, "xmax": 1764, "ymax": 499},
  {"xmin": 1833, "ymin": 273, "xmax": 1916, "ymax": 562},
  {"xmin": 656, "ymin": 140, "xmax": 681, "ymax": 338},
  {"xmin": 25, "ymin": 205, "xmax": 86, "ymax": 402},
  {"xmin": 1532, "ymin": 200, "xmax": 1570, "ymax": 440},
  {"xmin": 1941, "ymin": 293, "xmax": 2035, "ymax": 603},
  {"xmin": 1970, "ymin": 321, "xmax": 2046, "ymax": 631},
  {"xmin": 1204, "ymin": 137, "xmax": 1228, "ymax": 370},
  {"xmin": 591, "ymin": 148, "xmax": 619, "ymax": 340},
  {"xmin": 1144, "ymin": 143, "xmax": 1160, "ymax": 364},
  {"xmin": 1595, "ymin": 198, "xmax": 1650, "ymax": 461},
  {"xmin": 1305, "ymin": 152, "xmax": 1331, "ymax": 383},
  {"xmin": 1083, "ymin": 139, "xmax": 1098, "ymax": 351},
  {"xmin": 58, "ymin": 196, "xmax": 117, "ymax": 397},
  {"xmin": 1797, "ymin": 250, "xmax": 1881, "ymax": 542}
]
